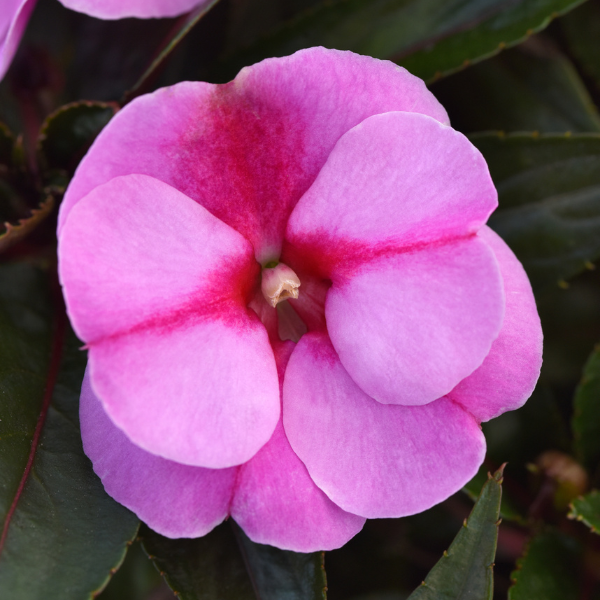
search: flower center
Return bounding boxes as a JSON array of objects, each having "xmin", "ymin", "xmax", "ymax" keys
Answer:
[{"xmin": 261, "ymin": 262, "xmax": 301, "ymax": 307}]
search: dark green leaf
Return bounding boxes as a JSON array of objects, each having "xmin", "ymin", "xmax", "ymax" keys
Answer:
[
  {"xmin": 0, "ymin": 263, "xmax": 139, "ymax": 598},
  {"xmin": 471, "ymin": 133, "xmax": 600, "ymax": 290},
  {"xmin": 406, "ymin": 466, "xmax": 504, "ymax": 600},
  {"xmin": 0, "ymin": 195, "xmax": 54, "ymax": 253},
  {"xmin": 219, "ymin": 0, "xmax": 587, "ymax": 82},
  {"xmin": 38, "ymin": 101, "xmax": 118, "ymax": 184},
  {"xmin": 569, "ymin": 490, "xmax": 600, "ymax": 533},
  {"xmin": 561, "ymin": 0, "xmax": 600, "ymax": 94},
  {"xmin": 141, "ymin": 521, "xmax": 327, "ymax": 600},
  {"xmin": 572, "ymin": 345, "xmax": 600, "ymax": 471},
  {"xmin": 508, "ymin": 530, "xmax": 581, "ymax": 600},
  {"xmin": 432, "ymin": 37, "xmax": 600, "ymax": 134}
]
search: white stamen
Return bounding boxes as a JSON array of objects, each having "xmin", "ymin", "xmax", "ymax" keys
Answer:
[{"xmin": 261, "ymin": 263, "xmax": 301, "ymax": 308}]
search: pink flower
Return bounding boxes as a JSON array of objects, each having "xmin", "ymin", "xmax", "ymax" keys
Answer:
[
  {"xmin": 0, "ymin": 0, "xmax": 209, "ymax": 80},
  {"xmin": 57, "ymin": 48, "xmax": 543, "ymax": 551}
]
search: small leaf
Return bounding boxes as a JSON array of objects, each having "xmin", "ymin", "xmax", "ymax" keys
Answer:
[
  {"xmin": 432, "ymin": 38, "xmax": 600, "ymax": 134},
  {"xmin": 569, "ymin": 490, "xmax": 600, "ymax": 534},
  {"xmin": 141, "ymin": 521, "xmax": 327, "ymax": 600},
  {"xmin": 508, "ymin": 530, "xmax": 581, "ymax": 600},
  {"xmin": 38, "ymin": 101, "xmax": 118, "ymax": 185},
  {"xmin": 406, "ymin": 466, "xmax": 504, "ymax": 600},
  {"xmin": 471, "ymin": 133, "xmax": 600, "ymax": 290},
  {"xmin": 572, "ymin": 345, "xmax": 600, "ymax": 471},
  {"xmin": 219, "ymin": 0, "xmax": 587, "ymax": 82},
  {"xmin": 0, "ymin": 263, "xmax": 140, "ymax": 598},
  {"xmin": 0, "ymin": 194, "xmax": 54, "ymax": 253}
]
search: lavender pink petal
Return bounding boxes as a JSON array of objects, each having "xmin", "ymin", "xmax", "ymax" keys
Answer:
[
  {"xmin": 448, "ymin": 226, "xmax": 543, "ymax": 422},
  {"xmin": 80, "ymin": 369, "xmax": 237, "ymax": 538},
  {"xmin": 325, "ymin": 236, "xmax": 505, "ymax": 406},
  {"xmin": 0, "ymin": 0, "xmax": 35, "ymax": 81},
  {"xmin": 57, "ymin": 0, "xmax": 205, "ymax": 19},
  {"xmin": 286, "ymin": 111, "xmax": 497, "ymax": 263},
  {"xmin": 283, "ymin": 333, "xmax": 486, "ymax": 518},
  {"xmin": 59, "ymin": 174, "xmax": 279, "ymax": 468},
  {"xmin": 231, "ymin": 342, "xmax": 365, "ymax": 551},
  {"xmin": 57, "ymin": 47, "xmax": 448, "ymax": 259}
]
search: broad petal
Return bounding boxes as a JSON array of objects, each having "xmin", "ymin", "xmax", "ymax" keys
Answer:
[
  {"xmin": 231, "ymin": 342, "xmax": 365, "ymax": 552},
  {"xmin": 325, "ymin": 236, "xmax": 504, "ymax": 406},
  {"xmin": 448, "ymin": 227, "xmax": 543, "ymax": 421},
  {"xmin": 59, "ymin": 174, "xmax": 279, "ymax": 467},
  {"xmin": 58, "ymin": 48, "xmax": 448, "ymax": 260},
  {"xmin": 58, "ymin": 0, "xmax": 204, "ymax": 19},
  {"xmin": 285, "ymin": 111, "xmax": 496, "ymax": 272},
  {"xmin": 80, "ymin": 369, "xmax": 237, "ymax": 538},
  {"xmin": 0, "ymin": 0, "xmax": 35, "ymax": 81},
  {"xmin": 283, "ymin": 333, "xmax": 486, "ymax": 518},
  {"xmin": 58, "ymin": 173, "xmax": 257, "ymax": 343}
]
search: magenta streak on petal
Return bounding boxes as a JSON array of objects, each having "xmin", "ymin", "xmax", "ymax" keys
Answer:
[
  {"xmin": 168, "ymin": 83, "xmax": 307, "ymax": 263},
  {"xmin": 283, "ymin": 229, "xmax": 477, "ymax": 283},
  {"xmin": 85, "ymin": 269, "xmax": 260, "ymax": 349},
  {"xmin": 0, "ymin": 0, "xmax": 36, "ymax": 81}
]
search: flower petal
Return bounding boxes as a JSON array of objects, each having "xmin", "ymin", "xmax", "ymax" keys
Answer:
[
  {"xmin": 58, "ymin": 47, "xmax": 448, "ymax": 260},
  {"xmin": 325, "ymin": 236, "xmax": 504, "ymax": 406},
  {"xmin": 59, "ymin": 174, "xmax": 279, "ymax": 467},
  {"xmin": 80, "ymin": 369, "xmax": 237, "ymax": 538},
  {"xmin": 0, "ymin": 0, "xmax": 35, "ymax": 81},
  {"xmin": 285, "ymin": 111, "xmax": 496, "ymax": 270},
  {"xmin": 283, "ymin": 333, "xmax": 486, "ymax": 518},
  {"xmin": 231, "ymin": 342, "xmax": 365, "ymax": 552},
  {"xmin": 57, "ymin": 0, "xmax": 204, "ymax": 19},
  {"xmin": 448, "ymin": 227, "xmax": 543, "ymax": 422}
]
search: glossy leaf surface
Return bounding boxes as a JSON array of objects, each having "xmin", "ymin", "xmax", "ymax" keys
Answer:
[
  {"xmin": 0, "ymin": 263, "xmax": 139, "ymax": 598},
  {"xmin": 141, "ymin": 522, "xmax": 327, "ymax": 600},
  {"xmin": 220, "ymin": 0, "xmax": 587, "ymax": 81},
  {"xmin": 432, "ymin": 38, "xmax": 600, "ymax": 134},
  {"xmin": 472, "ymin": 133, "xmax": 600, "ymax": 290},
  {"xmin": 569, "ymin": 490, "xmax": 600, "ymax": 534},
  {"xmin": 407, "ymin": 467, "xmax": 503, "ymax": 600}
]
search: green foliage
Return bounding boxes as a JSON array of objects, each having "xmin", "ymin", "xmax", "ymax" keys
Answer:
[
  {"xmin": 509, "ymin": 530, "xmax": 582, "ymax": 600},
  {"xmin": 569, "ymin": 490, "xmax": 600, "ymax": 533},
  {"xmin": 572, "ymin": 345, "xmax": 600, "ymax": 471},
  {"xmin": 472, "ymin": 133, "xmax": 600, "ymax": 290},
  {"xmin": 38, "ymin": 102, "xmax": 118, "ymax": 186},
  {"xmin": 407, "ymin": 467, "xmax": 503, "ymax": 600},
  {"xmin": 432, "ymin": 38, "xmax": 600, "ymax": 134},
  {"xmin": 0, "ymin": 264, "xmax": 139, "ymax": 599},
  {"xmin": 219, "ymin": 0, "xmax": 588, "ymax": 81},
  {"xmin": 141, "ymin": 522, "xmax": 327, "ymax": 600}
]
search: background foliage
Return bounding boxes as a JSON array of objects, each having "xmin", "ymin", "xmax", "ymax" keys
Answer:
[{"xmin": 1, "ymin": 0, "xmax": 600, "ymax": 598}]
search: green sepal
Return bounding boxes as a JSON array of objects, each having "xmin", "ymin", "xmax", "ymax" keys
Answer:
[{"xmin": 406, "ymin": 466, "xmax": 504, "ymax": 600}]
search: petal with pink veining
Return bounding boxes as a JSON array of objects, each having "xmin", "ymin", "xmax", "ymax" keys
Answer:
[
  {"xmin": 231, "ymin": 342, "xmax": 365, "ymax": 552},
  {"xmin": 58, "ymin": 48, "xmax": 448, "ymax": 260},
  {"xmin": 325, "ymin": 236, "xmax": 504, "ymax": 406},
  {"xmin": 285, "ymin": 112, "xmax": 497, "ymax": 275},
  {"xmin": 448, "ymin": 227, "xmax": 543, "ymax": 422},
  {"xmin": 80, "ymin": 369, "xmax": 237, "ymax": 538},
  {"xmin": 58, "ymin": 0, "xmax": 205, "ymax": 19},
  {"xmin": 283, "ymin": 333, "xmax": 486, "ymax": 518},
  {"xmin": 59, "ymin": 174, "xmax": 279, "ymax": 467},
  {"xmin": 0, "ymin": 0, "xmax": 36, "ymax": 81}
]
